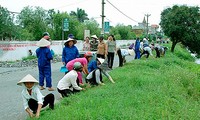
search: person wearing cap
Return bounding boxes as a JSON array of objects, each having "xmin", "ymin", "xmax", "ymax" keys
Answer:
[
  {"xmin": 62, "ymin": 36, "xmax": 79, "ymax": 69},
  {"xmin": 57, "ymin": 62, "xmax": 85, "ymax": 97},
  {"xmin": 97, "ymin": 36, "xmax": 107, "ymax": 59},
  {"xmin": 66, "ymin": 51, "xmax": 93, "ymax": 85},
  {"xmin": 17, "ymin": 74, "xmax": 54, "ymax": 118},
  {"xmin": 143, "ymin": 38, "xmax": 149, "ymax": 47},
  {"xmin": 90, "ymin": 35, "xmax": 99, "ymax": 51},
  {"xmin": 42, "ymin": 32, "xmax": 55, "ymax": 56},
  {"xmin": 86, "ymin": 58, "xmax": 115, "ymax": 86},
  {"xmin": 36, "ymin": 38, "xmax": 54, "ymax": 91},
  {"xmin": 43, "ymin": 32, "xmax": 50, "ymax": 41}
]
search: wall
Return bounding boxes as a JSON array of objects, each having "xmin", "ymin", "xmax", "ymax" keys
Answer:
[{"xmin": 0, "ymin": 40, "xmax": 135, "ymax": 61}]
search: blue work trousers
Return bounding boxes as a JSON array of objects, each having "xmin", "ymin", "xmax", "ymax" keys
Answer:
[{"xmin": 39, "ymin": 66, "xmax": 52, "ymax": 87}]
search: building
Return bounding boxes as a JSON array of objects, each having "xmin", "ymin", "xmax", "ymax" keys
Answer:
[{"xmin": 132, "ymin": 17, "xmax": 159, "ymax": 37}]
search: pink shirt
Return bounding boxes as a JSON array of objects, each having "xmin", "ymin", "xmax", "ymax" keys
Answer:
[{"xmin": 66, "ymin": 58, "xmax": 88, "ymax": 71}]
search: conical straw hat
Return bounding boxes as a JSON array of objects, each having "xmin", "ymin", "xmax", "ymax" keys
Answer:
[
  {"xmin": 36, "ymin": 38, "xmax": 51, "ymax": 47},
  {"xmin": 64, "ymin": 38, "xmax": 77, "ymax": 45},
  {"xmin": 17, "ymin": 74, "xmax": 39, "ymax": 86},
  {"xmin": 97, "ymin": 58, "xmax": 105, "ymax": 64},
  {"xmin": 91, "ymin": 35, "xmax": 98, "ymax": 39}
]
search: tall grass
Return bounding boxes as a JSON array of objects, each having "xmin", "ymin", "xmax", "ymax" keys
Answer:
[{"xmin": 29, "ymin": 44, "xmax": 200, "ymax": 120}]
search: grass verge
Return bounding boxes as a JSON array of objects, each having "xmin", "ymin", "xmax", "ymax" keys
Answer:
[{"xmin": 28, "ymin": 43, "xmax": 200, "ymax": 120}]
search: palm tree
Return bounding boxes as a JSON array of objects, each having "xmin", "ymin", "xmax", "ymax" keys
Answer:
[{"xmin": 70, "ymin": 8, "xmax": 89, "ymax": 22}]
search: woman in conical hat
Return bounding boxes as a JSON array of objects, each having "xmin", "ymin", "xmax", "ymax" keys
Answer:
[
  {"xmin": 62, "ymin": 35, "xmax": 79, "ymax": 74},
  {"xmin": 36, "ymin": 37, "xmax": 54, "ymax": 91},
  {"xmin": 90, "ymin": 35, "xmax": 99, "ymax": 51},
  {"xmin": 17, "ymin": 74, "xmax": 55, "ymax": 118}
]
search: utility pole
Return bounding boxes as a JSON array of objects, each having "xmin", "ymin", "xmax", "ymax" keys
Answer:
[
  {"xmin": 101, "ymin": 0, "xmax": 105, "ymax": 35},
  {"xmin": 145, "ymin": 14, "xmax": 151, "ymax": 37}
]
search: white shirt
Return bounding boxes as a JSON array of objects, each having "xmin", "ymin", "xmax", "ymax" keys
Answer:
[
  {"xmin": 21, "ymin": 85, "xmax": 44, "ymax": 110},
  {"xmin": 120, "ymin": 49, "xmax": 129, "ymax": 56},
  {"xmin": 57, "ymin": 70, "xmax": 82, "ymax": 91}
]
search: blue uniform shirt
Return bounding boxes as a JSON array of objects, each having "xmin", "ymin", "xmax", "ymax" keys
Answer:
[
  {"xmin": 36, "ymin": 47, "xmax": 53, "ymax": 67},
  {"xmin": 88, "ymin": 60, "xmax": 98, "ymax": 72},
  {"xmin": 62, "ymin": 45, "xmax": 79, "ymax": 64}
]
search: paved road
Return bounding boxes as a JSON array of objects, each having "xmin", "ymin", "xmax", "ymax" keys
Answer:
[{"xmin": 0, "ymin": 55, "xmax": 134, "ymax": 120}]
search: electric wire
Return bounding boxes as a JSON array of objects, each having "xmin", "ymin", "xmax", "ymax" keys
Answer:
[{"xmin": 106, "ymin": 0, "xmax": 139, "ymax": 23}]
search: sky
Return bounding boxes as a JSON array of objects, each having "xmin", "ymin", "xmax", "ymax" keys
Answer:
[{"xmin": 0, "ymin": 0, "xmax": 199, "ymax": 27}]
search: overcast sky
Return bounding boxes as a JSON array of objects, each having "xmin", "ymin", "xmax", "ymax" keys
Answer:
[{"xmin": 0, "ymin": 0, "xmax": 199, "ymax": 26}]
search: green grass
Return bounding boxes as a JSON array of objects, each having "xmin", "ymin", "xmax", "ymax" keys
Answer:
[
  {"xmin": 22, "ymin": 55, "xmax": 37, "ymax": 61},
  {"xmin": 29, "ymin": 43, "xmax": 200, "ymax": 120}
]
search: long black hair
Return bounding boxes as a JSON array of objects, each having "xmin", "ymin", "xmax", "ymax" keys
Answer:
[{"xmin": 110, "ymin": 34, "xmax": 115, "ymax": 41}]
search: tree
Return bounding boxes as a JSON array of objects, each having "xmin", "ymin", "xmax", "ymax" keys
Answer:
[
  {"xmin": 110, "ymin": 24, "xmax": 136, "ymax": 40},
  {"xmin": 17, "ymin": 6, "xmax": 49, "ymax": 40},
  {"xmin": 70, "ymin": 8, "xmax": 89, "ymax": 22},
  {"xmin": 160, "ymin": 5, "xmax": 200, "ymax": 53},
  {"xmin": 0, "ymin": 6, "xmax": 15, "ymax": 40},
  {"xmin": 84, "ymin": 18, "xmax": 101, "ymax": 37}
]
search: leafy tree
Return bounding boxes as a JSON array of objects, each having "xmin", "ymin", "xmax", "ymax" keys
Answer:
[
  {"xmin": 70, "ymin": 8, "xmax": 89, "ymax": 22},
  {"xmin": 160, "ymin": 5, "xmax": 200, "ymax": 53},
  {"xmin": 50, "ymin": 11, "xmax": 65, "ymax": 40},
  {"xmin": 0, "ymin": 6, "xmax": 15, "ymax": 40},
  {"xmin": 17, "ymin": 6, "xmax": 49, "ymax": 40},
  {"xmin": 110, "ymin": 24, "xmax": 136, "ymax": 40},
  {"xmin": 84, "ymin": 18, "xmax": 101, "ymax": 37}
]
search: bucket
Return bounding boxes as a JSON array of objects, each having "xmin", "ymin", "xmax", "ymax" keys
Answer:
[{"xmin": 60, "ymin": 66, "xmax": 68, "ymax": 73}]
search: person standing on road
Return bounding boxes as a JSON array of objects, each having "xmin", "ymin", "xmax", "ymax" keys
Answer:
[
  {"xmin": 90, "ymin": 35, "xmax": 98, "ymax": 51},
  {"xmin": 36, "ymin": 37, "xmax": 54, "ymax": 91},
  {"xmin": 62, "ymin": 35, "xmax": 79, "ymax": 73},
  {"xmin": 17, "ymin": 74, "xmax": 54, "ymax": 118},
  {"xmin": 97, "ymin": 35, "xmax": 107, "ymax": 59},
  {"xmin": 106, "ymin": 35, "xmax": 117, "ymax": 69},
  {"xmin": 57, "ymin": 62, "xmax": 86, "ymax": 97}
]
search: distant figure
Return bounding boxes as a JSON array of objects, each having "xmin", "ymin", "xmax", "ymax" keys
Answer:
[
  {"xmin": 57, "ymin": 62, "xmax": 85, "ymax": 98},
  {"xmin": 83, "ymin": 36, "xmax": 91, "ymax": 51},
  {"xmin": 28, "ymin": 49, "xmax": 33, "ymax": 56},
  {"xmin": 140, "ymin": 46, "xmax": 153, "ymax": 58},
  {"xmin": 143, "ymin": 38, "xmax": 149, "ymax": 47},
  {"xmin": 134, "ymin": 38, "xmax": 141, "ymax": 59},
  {"xmin": 90, "ymin": 35, "xmax": 98, "ymax": 51},
  {"xmin": 129, "ymin": 43, "xmax": 134, "ymax": 49},
  {"xmin": 117, "ymin": 48, "xmax": 123, "ymax": 67},
  {"xmin": 36, "ymin": 37, "xmax": 54, "ymax": 91},
  {"xmin": 17, "ymin": 74, "xmax": 54, "ymax": 118},
  {"xmin": 154, "ymin": 44, "xmax": 168, "ymax": 58},
  {"xmin": 97, "ymin": 36, "xmax": 107, "ymax": 59}
]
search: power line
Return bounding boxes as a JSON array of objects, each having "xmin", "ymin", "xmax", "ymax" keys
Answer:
[
  {"xmin": 106, "ymin": 0, "xmax": 139, "ymax": 23},
  {"xmin": 8, "ymin": 11, "xmax": 20, "ymax": 14}
]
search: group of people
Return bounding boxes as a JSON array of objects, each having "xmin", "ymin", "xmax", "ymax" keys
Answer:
[
  {"xmin": 17, "ymin": 32, "xmax": 116, "ymax": 118},
  {"xmin": 129, "ymin": 37, "xmax": 168, "ymax": 59},
  {"xmin": 18, "ymin": 32, "xmax": 170, "ymax": 118},
  {"xmin": 83, "ymin": 34, "xmax": 117, "ymax": 69}
]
